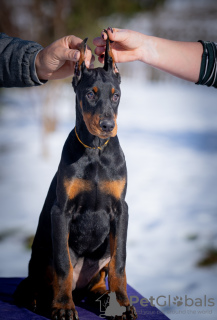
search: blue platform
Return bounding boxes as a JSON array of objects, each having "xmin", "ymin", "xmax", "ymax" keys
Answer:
[{"xmin": 0, "ymin": 278, "xmax": 169, "ymax": 320}]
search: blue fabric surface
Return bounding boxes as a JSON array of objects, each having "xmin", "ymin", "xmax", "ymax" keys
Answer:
[{"xmin": 0, "ymin": 278, "xmax": 169, "ymax": 320}]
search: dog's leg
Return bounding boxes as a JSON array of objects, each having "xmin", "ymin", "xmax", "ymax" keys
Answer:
[
  {"xmin": 108, "ymin": 202, "xmax": 137, "ymax": 320},
  {"xmin": 13, "ymin": 276, "xmax": 38, "ymax": 311},
  {"xmin": 86, "ymin": 264, "xmax": 109, "ymax": 306},
  {"xmin": 51, "ymin": 204, "xmax": 78, "ymax": 320}
]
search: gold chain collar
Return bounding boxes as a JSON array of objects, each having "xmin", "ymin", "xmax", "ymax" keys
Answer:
[{"xmin": 75, "ymin": 126, "xmax": 109, "ymax": 150}]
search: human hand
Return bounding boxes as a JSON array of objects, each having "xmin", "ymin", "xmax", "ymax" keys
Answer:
[
  {"xmin": 93, "ymin": 27, "xmax": 146, "ymax": 63},
  {"xmin": 35, "ymin": 35, "xmax": 94, "ymax": 81}
]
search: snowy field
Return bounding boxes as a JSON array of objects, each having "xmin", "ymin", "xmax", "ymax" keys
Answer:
[{"xmin": 0, "ymin": 79, "xmax": 217, "ymax": 320}]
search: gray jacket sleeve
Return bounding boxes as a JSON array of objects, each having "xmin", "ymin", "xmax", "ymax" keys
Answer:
[{"xmin": 0, "ymin": 33, "xmax": 46, "ymax": 88}]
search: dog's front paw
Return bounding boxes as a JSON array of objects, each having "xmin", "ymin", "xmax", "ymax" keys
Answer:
[
  {"xmin": 52, "ymin": 304, "xmax": 79, "ymax": 320},
  {"xmin": 125, "ymin": 305, "xmax": 137, "ymax": 319},
  {"xmin": 112, "ymin": 305, "xmax": 137, "ymax": 320}
]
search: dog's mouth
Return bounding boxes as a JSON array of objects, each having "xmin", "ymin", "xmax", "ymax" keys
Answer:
[{"xmin": 83, "ymin": 113, "xmax": 117, "ymax": 139}]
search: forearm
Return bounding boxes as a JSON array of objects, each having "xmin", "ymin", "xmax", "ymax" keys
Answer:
[{"xmin": 140, "ymin": 35, "xmax": 203, "ymax": 83}]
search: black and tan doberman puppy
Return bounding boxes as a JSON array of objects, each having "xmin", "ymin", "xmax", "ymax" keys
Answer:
[{"xmin": 14, "ymin": 33, "xmax": 137, "ymax": 320}]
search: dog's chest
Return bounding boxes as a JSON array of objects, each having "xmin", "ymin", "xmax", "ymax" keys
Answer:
[
  {"xmin": 63, "ymin": 154, "xmax": 126, "ymax": 256},
  {"xmin": 69, "ymin": 208, "xmax": 110, "ymax": 255},
  {"xmin": 63, "ymin": 155, "xmax": 126, "ymax": 205}
]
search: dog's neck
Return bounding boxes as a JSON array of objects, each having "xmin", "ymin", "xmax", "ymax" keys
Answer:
[{"xmin": 75, "ymin": 102, "xmax": 109, "ymax": 150}]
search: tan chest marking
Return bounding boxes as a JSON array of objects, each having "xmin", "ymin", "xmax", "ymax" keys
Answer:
[
  {"xmin": 99, "ymin": 179, "xmax": 126, "ymax": 200},
  {"xmin": 64, "ymin": 178, "xmax": 92, "ymax": 200}
]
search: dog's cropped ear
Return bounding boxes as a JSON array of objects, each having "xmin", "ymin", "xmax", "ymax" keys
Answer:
[
  {"xmin": 103, "ymin": 29, "xmax": 121, "ymax": 84},
  {"xmin": 72, "ymin": 37, "xmax": 89, "ymax": 90}
]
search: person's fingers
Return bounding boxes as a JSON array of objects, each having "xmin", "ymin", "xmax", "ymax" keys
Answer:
[
  {"xmin": 102, "ymin": 27, "xmax": 129, "ymax": 43},
  {"xmin": 85, "ymin": 55, "xmax": 95, "ymax": 68},
  {"xmin": 101, "ymin": 27, "xmax": 116, "ymax": 40},
  {"xmin": 66, "ymin": 35, "xmax": 84, "ymax": 50},
  {"xmin": 94, "ymin": 46, "xmax": 106, "ymax": 56},
  {"xmin": 101, "ymin": 27, "xmax": 117, "ymax": 41},
  {"xmin": 101, "ymin": 28, "xmax": 113, "ymax": 40},
  {"xmin": 98, "ymin": 54, "xmax": 104, "ymax": 64},
  {"xmin": 58, "ymin": 48, "xmax": 81, "ymax": 62},
  {"xmin": 90, "ymin": 54, "xmax": 95, "ymax": 64},
  {"xmin": 70, "ymin": 49, "xmax": 80, "ymax": 61},
  {"xmin": 62, "ymin": 42, "xmax": 93, "ymax": 67},
  {"xmin": 93, "ymin": 36, "xmax": 106, "ymax": 47},
  {"xmin": 63, "ymin": 35, "xmax": 93, "ymax": 64},
  {"xmin": 83, "ymin": 47, "xmax": 94, "ymax": 68},
  {"xmin": 93, "ymin": 28, "xmax": 123, "ymax": 46}
]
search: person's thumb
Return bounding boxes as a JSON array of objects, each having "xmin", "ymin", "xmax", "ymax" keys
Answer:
[
  {"xmin": 58, "ymin": 47, "xmax": 80, "ymax": 62},
  {"xmin": 104, "ymin": 28, "xmax": 128, "ymax": 43},
  {"xmin": 66, "ymin": 49, "xmax": 80, "ymax": 61}
]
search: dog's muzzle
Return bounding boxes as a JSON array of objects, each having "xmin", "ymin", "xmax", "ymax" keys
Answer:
[{"xmin": 99, "ymin": 119, "xmax": 115, "ymax": 133}]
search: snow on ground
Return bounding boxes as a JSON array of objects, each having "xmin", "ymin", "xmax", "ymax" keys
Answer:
[{"xmin": 0, "ymin": 79, "xmax": 217, "ymax": 320}]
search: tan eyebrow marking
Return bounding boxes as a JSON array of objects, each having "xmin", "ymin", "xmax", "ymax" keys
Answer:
[{"xmin": 80, "ymin": 100, "xmax": 83, "ymax": 110}]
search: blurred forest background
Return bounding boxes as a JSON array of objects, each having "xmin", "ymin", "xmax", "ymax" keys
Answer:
[
  {"xmin": 0, "ymin": 0, "xmax": 217, "ymax": 79},
  {"xmin": 0, "ymin": 0, "xmax": 165, "ymax": 49}
]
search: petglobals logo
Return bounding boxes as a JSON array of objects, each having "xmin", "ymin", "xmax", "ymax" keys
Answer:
[
  {"xmin": 96, "ymin": 293, "xmax": 215, "ymax": 318},
  {"xmin": 130, "ymin": 295, "xmax": 215, "ymax": 308}
]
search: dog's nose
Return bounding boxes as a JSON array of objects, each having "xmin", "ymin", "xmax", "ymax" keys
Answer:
[{"xmin": 100, "ymin": 119, "xmax": 115, "ymax": 132}]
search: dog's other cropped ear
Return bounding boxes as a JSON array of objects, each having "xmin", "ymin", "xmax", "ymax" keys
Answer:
[
  {"xmin": 72, "ymin": 37, "xmax": 89, "ymax": 90},
  {"xmin": 103, "ymin": 29, "xmax": 121, "ymax": 84}
]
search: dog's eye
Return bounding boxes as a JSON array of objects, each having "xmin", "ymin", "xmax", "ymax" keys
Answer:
[
  {"xmin": 112, "ymin": 93, "xmax": 119, "ymax": 102},
  {"xmin": 86, "ymin": 91, "xmax": 95, "ymax": 100}
]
